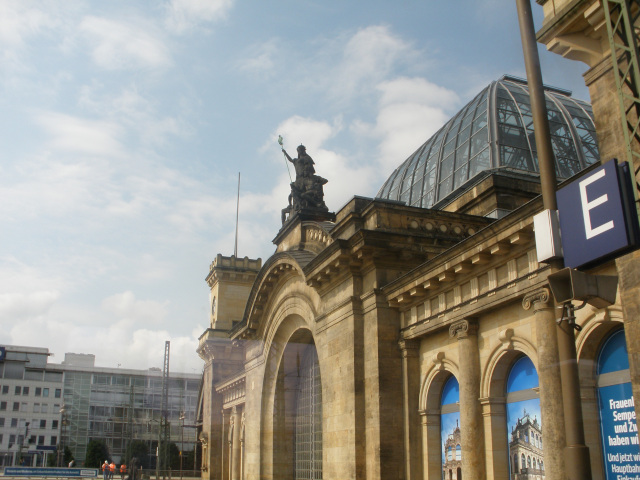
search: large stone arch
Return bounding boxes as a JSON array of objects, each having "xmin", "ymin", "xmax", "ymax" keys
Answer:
[
  {"xmin": 574, "ymin": 306, "xmax": 625, "ymax": 478},
  {"xmin": 419, "ymin": 353, "xmax": 460, "ymax": 480},
  {"xmin": 259, "ymin": 312, "xmax": 323, "ymax": 480},
  {"xmin": 479, "ymin": 330, "xmax": 538, "ymax": 480}
]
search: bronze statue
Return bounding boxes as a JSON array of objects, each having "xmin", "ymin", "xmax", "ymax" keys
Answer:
[{"xmin": 280, "ymin": 144, "xmax": 329, "ymax": 224}]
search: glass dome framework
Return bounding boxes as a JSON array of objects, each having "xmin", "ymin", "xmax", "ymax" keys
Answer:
[{"xmin": 376, "ymin": 75, "xmax": 599, "ymax": 209}]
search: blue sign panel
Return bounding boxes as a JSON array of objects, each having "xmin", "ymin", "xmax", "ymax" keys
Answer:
[
  {"xmin": 598, "ymin": 382, "xmax": 640, "ymax": 479},
  {"xmin": 556, "ymin": 160, "xmax": 639, "ymax": 268},
  {"xmin": 4, "ymin": 468, "xmax": 98, "ymax": 478}
]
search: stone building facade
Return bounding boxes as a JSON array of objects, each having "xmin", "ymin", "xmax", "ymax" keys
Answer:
[{"xmin": 195, "ymin": 3, "xmax": 640, "ymax": 479}]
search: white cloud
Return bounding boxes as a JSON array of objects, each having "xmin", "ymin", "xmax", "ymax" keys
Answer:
[
  {"xmin": 80, "ymin": 16, "xmax": 171, "ymax": 70},
  {"xmin": 236, "ymin": 39, "xmax": 279, "ymax": 75},
  {"xmin": 333, "ymin": 25, "xmax": 416, "ymax": 99},
  {"xmin": 165, "ymin": 0, "xmax": 234, "ymax": 34},
  {"xmin": 101, "ymin": 291, "xmax": 169, "ymax": 326},
  {"xmin": 350, "ymin": 77, "xmax": 459, "ymax": 173},
  {"xmin": 35, "ymin": 111, "xmax": 123, "ymax": 156},
  {"xmin": 0, "ymin": 291, "xmax": 59, "ymax": 320},
  {"xmin": 0, "ymin": 1, "xmax": 57, "ymax": 48}
]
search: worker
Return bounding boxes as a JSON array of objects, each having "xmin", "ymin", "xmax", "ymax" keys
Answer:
[
  {"xmin": 120, "ymin": 463, "xmax": 127, "ymax": 480},
  {"xmin": 102, "ymin": 461, "xmax": 109, "ymax": 480},
  {"xmin": 109, "ymin": 461, "xmax": 116, "ymax": 480}
]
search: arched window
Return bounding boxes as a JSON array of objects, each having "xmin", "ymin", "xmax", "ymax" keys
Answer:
[
  {"xmin": 506, "ymin": 356, "xmax": 541, "ymax": 479},
  {"xmin": 441, "ymin": 376, "xmax": 460, "ymax": 474},
  {"xmin": 456, "ymin": 444, "xmax": 461, "ymax": 461},
  {"xmin": 597, "ymin": 330, "xmax": 640, "ymax": 478},
  {"xmin": 513, "ymin": 454, "xmax": 518, "ymax": 472}
]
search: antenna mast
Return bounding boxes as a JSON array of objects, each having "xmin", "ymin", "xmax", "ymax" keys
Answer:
[{"xmin": 234, "ymin": 172, "xmax": 240, "ymax": 257}]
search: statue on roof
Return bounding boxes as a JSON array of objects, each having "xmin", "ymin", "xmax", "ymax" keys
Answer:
[{"xmin": 280, "ymin": 142, "xmax": 329, "ymax": 224}]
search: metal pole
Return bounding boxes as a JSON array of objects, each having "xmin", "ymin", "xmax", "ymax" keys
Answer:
[{"xmin": 515, "ymin": 1, "xmax": 592, "ymax": 479}]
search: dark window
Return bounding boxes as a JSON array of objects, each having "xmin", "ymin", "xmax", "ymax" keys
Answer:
[
  {"xmin": 12, "ymin": 402, "xmax": 19, "ymax": 411},
  {"xmin": 1, "ymin": 386, "xmax": 7, "ymax": 394},
  {"xmin": 38, "ymin": 435, "xmax": 44, "ymax": 445},
  {"xmin": 50, "ymin": 436, "xmax": 57, "ymax": 446},
  {"xmin": 0, "ymin": 402, "xmax": 6, "ymax": 411},
  {"xmin": 9, "ymin": 434, "xmax": 15, "ymax": 445},
  {"xmin": 54, "ymin": 389, "xmax": 61, "ymax": 398},
  {"xmin": 0, "ymin": 418, "xmax": 4, "ymax": 427},
  {"xmin": 35, "ymin": 387, "xmax": 41, "ymax": 396},
  {"xmin": 14, "ymin": 386, "xmax": 20, "ymax": 395},
  {"xmin": 29, "ymin": 435, "xmax": 35, "ymax": 444},
  {"xmin": 52, "ymin": 420, "xmax": 58, "ymax": 429},
  {"xmin": 11, "ymin": 418, "xmax": 17, "ymax": 427},
  {"xmin": 22, "ymin": 387, "xmax": 29, "ymax": 396},
  {"xmin": 40, "ymin": 420, "xmax": 46, "ymax": 428},
  {"xmin": 42, "ymin": 388, "xmax": 49, "ymax": 397}
]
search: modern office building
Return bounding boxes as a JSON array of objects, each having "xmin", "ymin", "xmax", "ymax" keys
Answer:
[{"xmin": 0, "ymin": 345, "xmax": 201, "ymax": 467}]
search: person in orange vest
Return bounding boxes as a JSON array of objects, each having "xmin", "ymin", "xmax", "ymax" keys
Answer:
[
  {"xmin": 119, "ymin": 463, "xmax": 126, "ymax": 480},
  {"xmin": 109, "ymin": 461, "xmax": 116, "ymax": 480},
  {"xmin": 102, "ymin": 461, "xmax": 109, "ymax": 480}
]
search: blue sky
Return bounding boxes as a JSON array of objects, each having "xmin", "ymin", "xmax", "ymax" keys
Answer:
[{"xmin": 0, "ymin": 0, "xmax": 592, "ymax": 372}]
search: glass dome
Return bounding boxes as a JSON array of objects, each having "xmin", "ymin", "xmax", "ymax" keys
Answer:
[{"xmin": 376, "ymin": 75, "xmax": 599, "ymax": 209}]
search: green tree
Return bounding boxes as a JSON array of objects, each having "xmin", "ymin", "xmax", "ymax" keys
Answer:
[
  {"xmin": 47, "ymin": 446, "xmax": 74, "ymax": 467},
  {"xmin": 124, "ymin": 440, "xmax": 149, "ymax": 469},
  {"xmin": 85, "ymin": 440, "xmax": 110, "ymax": 468},
  {"xmin": 158, "ymin": 441, "xmax": 180, "ymax": 470}
]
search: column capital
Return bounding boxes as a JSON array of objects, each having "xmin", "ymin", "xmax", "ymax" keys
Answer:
[
  {"xmin": 449, "ymin": 318, "xmax": 478, "ymax": 339},
  {"xmin": 522, "ymin": 287, "xmax": 552, "ymax": 312},
  {"xmin": 398, "ymin": 338, "xmax": 420, "ymax": 357}
]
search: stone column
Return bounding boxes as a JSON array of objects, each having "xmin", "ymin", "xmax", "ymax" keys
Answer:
[
  {"xmin": 522, "ymin": 288, "xmax": 566, "ymax": 480},
  {"xmin": 449, "ymin": 319, "xmax": 485, "ymax": 480},
  {"xmin": 221, "ymin": 410, "xmax": 228, "ymax": 480},
  {"xmin": 399, "ymin": 339, "xmax": 422, "ymax": 480},
  {"xmin": 230, "ymin": 406, "xmax": 241, "ymax": 480},
  {"xmin": 420, "ymin": 410, "xmax": 441, "ymax": 480}
]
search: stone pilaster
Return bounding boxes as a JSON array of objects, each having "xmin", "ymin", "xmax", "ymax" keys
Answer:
[
  {"xmin": 229, "ymin": 406, "xmax": 241, "ymax": 480},
  {"xmin": 479, "ymin": 397, "xmax": 507, "ymax": 480},
  {"xmin": 420, "ymin": 410, "xmax": 442, "ymax": 480},
  {"xmin": 449, "ymin": 319, "xmax": 485, "ymax": 480},
  {"xmin": 522, "ymin": 288, "xmax": 566, "ymax": 480},
  {"xmin": 399, "ymin": 339, "xmax": 422, "ymax": 480}
]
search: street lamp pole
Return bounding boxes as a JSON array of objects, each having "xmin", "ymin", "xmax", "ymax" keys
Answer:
[
  {"xmin": 515, "ymin": 1, "xmax": 592, "ymax": 479},
  {"xmin": 179, "ymin": 412, "xmax": 184, "ymax": 480}
]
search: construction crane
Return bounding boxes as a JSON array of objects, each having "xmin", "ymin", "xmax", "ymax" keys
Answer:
[{"xmin": 156, "ymin": 341, "xmax": 170, "ymax": 479}]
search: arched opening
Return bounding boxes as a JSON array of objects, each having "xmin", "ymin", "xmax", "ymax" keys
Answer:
[
  {"xmin": 506, "ymin": 356, "xmax": 542, "ymax": 478},
  {"xmin": 597, "ymin": 329, "xmax": 640, "ymax": 478},
  {"xmin": 272, "ymin": 329, "xmax": 322, "ymax": 480},
  {"xmin": 441, "ymin": 376, "xmax": 461, "ymax": 480}
]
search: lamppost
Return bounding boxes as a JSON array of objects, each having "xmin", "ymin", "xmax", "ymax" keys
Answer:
[
  {"xmin": 57, "ymin": 404, "xmax": 67, "ymax": 467},
  {"xmin": 179, "ymin": 412, "xmax": 185, "ymax": 480},
  {"xmin": 18, "ymin": 422, "xmax": 30, "ymax": 466}
]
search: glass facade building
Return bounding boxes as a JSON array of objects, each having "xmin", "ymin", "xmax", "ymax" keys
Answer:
[
  {"xmin": 0, "ymin": 347, "xmax": 200, "ymax": 467},
  {"xmin": 376, "ymin": 75, "xmax": 599, "ymax": 210}
]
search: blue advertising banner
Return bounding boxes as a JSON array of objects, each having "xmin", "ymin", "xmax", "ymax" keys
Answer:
[
  {"xmin": 4, "ymin": 467, "xmax": 98, "ymax": 478},
  {"xmin": 599, "ymin": 382, "xmax": 640, "ymax": 479}
]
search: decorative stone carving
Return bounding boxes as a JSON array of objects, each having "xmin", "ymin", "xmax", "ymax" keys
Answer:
[
  {"xmin": 522, "ymin": 287, "xmax": 551, "ymax": 311},
  {"xmin": 449, "ymin": 319, "xmax": 478, "ymax": 339},
  {"xmin": 432, "ymin": 351, "xmax": 446, "ymax": 370}
]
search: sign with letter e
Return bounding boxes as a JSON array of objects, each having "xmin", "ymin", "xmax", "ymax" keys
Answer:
[{"xmin": 556, "ymin": 160, "xmax": 640, "ymax": 269}]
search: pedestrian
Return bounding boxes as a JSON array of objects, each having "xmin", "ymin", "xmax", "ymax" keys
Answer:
[
  {"xmin": 119, "ymin": 463, "xmax": 126, "ymax": 480},
  {"xmin": 109, "ymin": 461, "xmax": 116, "ymax": 480},
  {"xmin": 102, "ymin": 460, "xmax": 109, "ymax": 480}
]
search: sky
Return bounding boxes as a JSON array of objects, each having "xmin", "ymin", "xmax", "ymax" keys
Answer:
[{"xmin": 0, "ymin": 0, "xmax": 593, "ymax": 373}]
